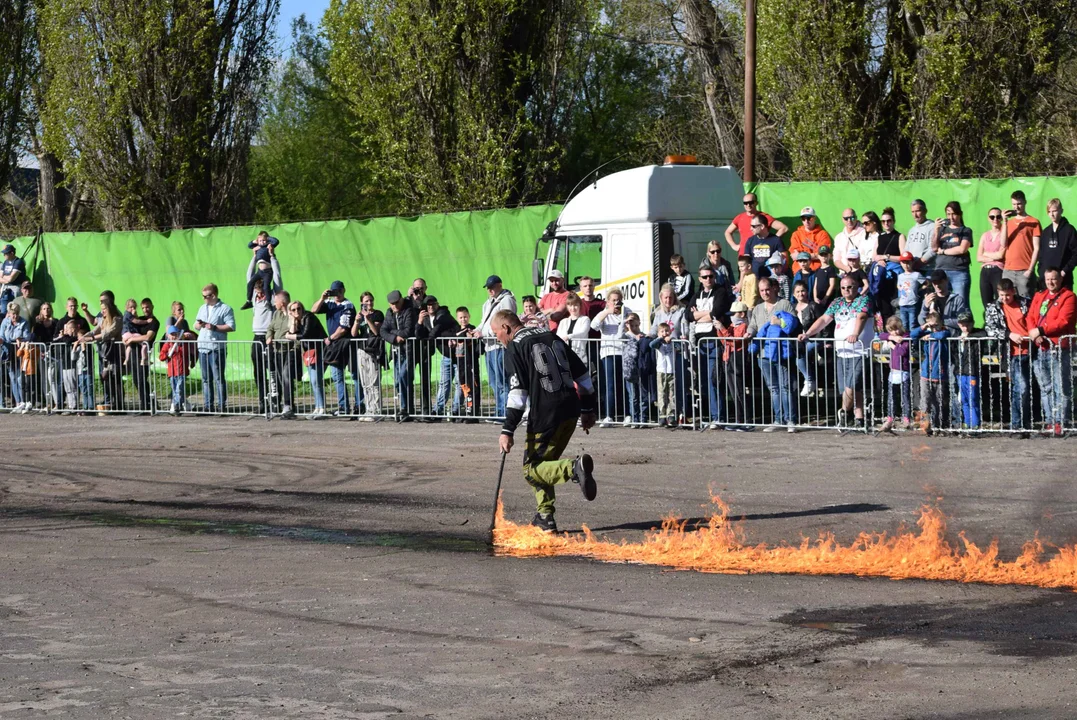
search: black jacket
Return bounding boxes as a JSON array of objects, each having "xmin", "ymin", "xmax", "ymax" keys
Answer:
[
  {"xmin": 417, "ymin": 306, "xmax": 458, "ymax": 356},
  {"xmin": 1038, "ymin": 217, "xmax": 1077, "ymax": 279},
  {"xmin": 380, "ymin": 303, "xmax": 419, "ymax": 355}
]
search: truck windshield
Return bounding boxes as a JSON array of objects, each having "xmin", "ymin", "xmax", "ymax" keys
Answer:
[{"xmin": 553, "ymin": 235, "xmax": 601, "ymax": 290}]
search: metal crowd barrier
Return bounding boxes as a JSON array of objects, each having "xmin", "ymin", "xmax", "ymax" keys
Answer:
[{"xmin": 1, "ymin": 333, "xmax": 1073, "ymax": 435}]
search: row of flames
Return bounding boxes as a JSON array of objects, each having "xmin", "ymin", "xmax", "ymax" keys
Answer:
[{"xmin": 493, "ymin": 496, "xmax": 1077, "ymax": 591}]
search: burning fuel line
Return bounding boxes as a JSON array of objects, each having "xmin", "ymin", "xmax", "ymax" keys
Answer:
[{"xmin": 493, "ymin": 496, "xmax": 1077, "ymax": 591}]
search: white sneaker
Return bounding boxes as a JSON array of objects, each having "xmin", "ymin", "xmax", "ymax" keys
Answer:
[
  {"xmin": 787, "ymin": 423, "xmax": 797, "ymax": 434},
  {"xmin": 763, "ymin": 424, "xmax": 781, "ymax": 432},
  {"xmin": 169, "ymin": 403, "xmax": 178, "ymax": 416},
  {"xmin": 800, "ymin": 382, "xmax": 815, "ymax": 397},
  {"xmin": 310, "ymin": 407, "xmax": 327, "ymax": 419},
  {"xmin": 707, "ymin": 422, "xmax": 720, "ymax": 430},
  {"xmin": 281, "ymin": 405, "xmax": 295, "ymax": 418},
  {"xmin": 622, "ymin": 416, "xmax": 633, "ymax": 427},
  {"xmin": 600, "ymin": 416, "xmax": 614, "ymax": 428},
  {"xmin": 359, "ymin": 415, "xmax": 374, "ymax": 422}
]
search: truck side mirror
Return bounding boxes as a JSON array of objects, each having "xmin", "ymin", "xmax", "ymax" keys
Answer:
[{"xmin": 532, "ymin": 258, "xmax": 544, "ymax": 287}]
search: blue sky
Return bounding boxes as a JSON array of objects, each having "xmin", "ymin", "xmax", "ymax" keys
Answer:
[{"xmin": 277, "ymin": 0, "xmax": 331, "ymax": 44}]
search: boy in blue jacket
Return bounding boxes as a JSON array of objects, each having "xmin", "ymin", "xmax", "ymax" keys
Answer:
[{"xmin": 911, "ymin": 311, "xmax": 951, "ymax": 434}]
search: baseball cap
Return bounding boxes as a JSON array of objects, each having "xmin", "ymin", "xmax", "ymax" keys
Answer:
[
  {"xmin": 846, "ymin": 248, "xmax": 860, "ymax": 260},
  {"xmin": 818, "ymin": 245, "xmax": 832, "ymax": 256},
  {"xmin": 166, "ymin": 325, "xmax": 180, "ymax": 336},
  {"xmin": 800, "ymin": 206, "xmax": 816, "ymax": 218},
  {"xmin": 483, "ymin": 275, "xmax": 502, "ymax": 289},
  {"xmin": 423, "ymin": 295, "xmax": 439, "ymax": 305},
  {"xmin": 930, "ymin": 269, "xmax": 948, "ymax": 284},
  {"xmin": 766, "ymin": 252, "xmax": 784, "ymax": 266},
  {"xmin": 1, "ymin": 244, "xmax": 14, "ymax": 254},
  {"xmin": 547, "ymin": 269, "xmax": 564, "ymax": 280},
  {"xmin": 387, "ymin": 290, "xmax": 403, "ymax": 303},
  {"xmin": 957, "ymin": 312, "xmax": 974, "ymax": 324},
  {"xmin": 730, "ymin": 301, "xmax": 748, "ymax": 313},
  {"xmin": 898, "ymin": 251, "xmax": 914, "ymax": 262},
  {"xmin": 794, "ymin": 251, "xmax": 811, "ymax": 262},
  {"xmin": 329, "ymin": 280, "xmax": 345, "ymax": 292}
]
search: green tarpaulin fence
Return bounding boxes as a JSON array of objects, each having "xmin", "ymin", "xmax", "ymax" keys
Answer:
[
  {"xmin": 10, "ymin": 174, "xmax": 1074, "ymax": 329},
  {"xmin": 13, "ymin": 205, "xmax": 562, "ymax": 339},
  {"xmin": 749, "ymin": 175, "xmax": 1077, "ymax": 318}
]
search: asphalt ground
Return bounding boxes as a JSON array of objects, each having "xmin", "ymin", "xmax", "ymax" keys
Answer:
[{"xmin": 1, "ymin": 416, "xmax": 1076, "ymax": 719}]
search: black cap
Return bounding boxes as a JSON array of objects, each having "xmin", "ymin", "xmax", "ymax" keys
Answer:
[
  {"xmin": 930, "ymin": 269, "xmax": 948, "ymax": 284},
  {"xmin": 483, "ymin": 275, "xmax": 502, "ymax": 289},
  {"xmin": 423, "ymin": 295, "xmax": 439, "ymax": 305},
  {"xmin": 329, "ymin": 280, "xmax": 345, "ymax": 292},
  {"xmin": 957, "ymin": 312, "xmax": 974, "ymax": 324},
  {"xmin": 387, "ymin": 290, "xmax": 403, "ymax": 303},
  {"xmin": 1, "ymin": 244, "xmax": 14, "ymax": 255}
]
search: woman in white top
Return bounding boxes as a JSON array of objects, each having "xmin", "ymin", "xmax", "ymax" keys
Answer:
[
  {"xmin": 649, "ymin": 283, "xmax": 686, "ymax": 338},
  {"xmin": 556, "ymin": 294, "xmax": 591, "ymax": 364},
  {"xmin": 591, "ymin": 288, "xmax": 631, "ymax": 424}
]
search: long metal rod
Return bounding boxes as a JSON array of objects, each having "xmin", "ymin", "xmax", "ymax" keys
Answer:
[{"xmin": 743, "ymin": 0, "xmax": 757, "ymax": 183}]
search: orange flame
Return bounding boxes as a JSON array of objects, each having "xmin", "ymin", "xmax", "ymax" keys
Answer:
[{"xmin": 493, "ymin": 495, "xmax": 1077, "ymax": 591}]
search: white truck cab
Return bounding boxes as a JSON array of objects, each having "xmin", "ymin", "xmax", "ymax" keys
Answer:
[{"xmin": 533, "ymin": 158, "xmax": 744, "ymax": 330}]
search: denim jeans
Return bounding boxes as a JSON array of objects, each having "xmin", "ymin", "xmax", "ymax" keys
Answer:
[
  {"xmin": 759, "ymin": 358, "xmax": 796, "ymax": 425},
  {"xmin": 78, "ymin": 372, "xmax": 94, "ymax": 410},
  {"xmin": 898, "ymin": 306, "xmax": 919, "ymax": 334},
  {"xmin": 199, "ymin": 347, "xmax": 227, "ymax": 411},
  {"xmin": 795, "ymin": 341, "xmax": 818, "ymax": 385},
  {"xmin": 1032, "ymin": 345, "xmax": 1072, "ymax": 425},
  {"xmin": 170, "ymin": 375, "xmax": 187, "ymax": 407},
  {"xmin": 8, "ymin": 367, "xmax": 23, "ymax": 405},
  {"xmin": 944, "ymin": 269, "xmax": 971, "ymax": 306},
  {"xmin": 307, "ymin": 359, "xmax": 326, "ymax": 409},
  {"xmin": 329, "ymin": 365, "xmax": 350, "ymax": 413},
  {"xmin": 625, "ymin": 379, "xmax": 643, "ymax": 422},
  {"xmin": 486, "ymin": 347, "xmax": 506, "ymax": 417},
  {"xmin": 697, "ymin": 342, "xmax": 723, "ymax": 422},
  {"xmin": 394, "ymin": 349, "xmax": 415, "ymax": 416},
  {"xmin": 436, "ymin": 355, "xmax": 454, "ymax": 414},
  {"xmin": 958, "ymin": 375, "xmax": 980, "ymax": 428},
  {"xmin": 1009, "ymin": 354, "xmax": 1031, "ymax": 429},
  {"xmin": 600, "ymin": 355, "xmax": 624, "ymax": 419}
]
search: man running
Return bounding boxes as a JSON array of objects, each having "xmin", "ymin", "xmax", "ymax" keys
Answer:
[{"xmin": 493, "ymin": 309, "xmax": 597, "ymax": 532}]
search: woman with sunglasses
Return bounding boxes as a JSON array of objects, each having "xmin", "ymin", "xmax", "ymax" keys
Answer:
[
  {"xmin": 284, "ymin": 300, "xmax": 329, "ymax": 417},
  {"xmin": 872, "ymin": 207, "xmax": 904, "ymax": 318},
  {"xmin": 976, "ymin": 207, "xmax": 1006, "ymax": 306},
  {"xmin": 932, "ymin": 201, "xmax": 973, "ymax": 304}
]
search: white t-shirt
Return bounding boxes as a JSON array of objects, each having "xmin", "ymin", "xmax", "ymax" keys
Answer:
[
  {"xmin": 654, "ymin": 340, "xmax": 675, "ymax": 374},
  {"xmin": 556, "ymin": 315, "xmax": 591, "ymax": 363},
  {"xmin": 596, "ymin": 309, "xmax": 631, "ymax": 358}
]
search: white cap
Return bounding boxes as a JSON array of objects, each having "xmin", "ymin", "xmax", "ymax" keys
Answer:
[
  {"xmin": 846, "ymin": 248, "xmax": 860, "ymax": 260},
  {"xmin": 730, "ymin": 301, "xmax": 749, "ymax": 313},
  {"xmin": 766, "ymin": 251, "xmax": 784, "ymax": 266},
  {"xmin": 547, "ymin": 269, "xmax": 564, "ymax": 279},
  {"xmin": 800, "ymin": 206, "xmax": 816, "ymax": 217}
]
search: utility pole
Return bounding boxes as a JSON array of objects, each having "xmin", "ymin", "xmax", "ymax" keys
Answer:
[{"xmin": 743, "ymin": 0, "xmax": 757, "ymax": 183}]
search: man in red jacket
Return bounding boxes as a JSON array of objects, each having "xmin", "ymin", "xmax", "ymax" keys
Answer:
[{"xmin": 1027, "ymin": 267, "xmax": 1076, "ymax": 436}]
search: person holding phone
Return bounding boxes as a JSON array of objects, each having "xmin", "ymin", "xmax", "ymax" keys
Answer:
[
  {"xmin": 1002, "ymin": 189, "xmax": 1041, "ymax": 298},
  {"xmin": 931, "ymin": 201, "xmax": 973, "ymax": 305}
]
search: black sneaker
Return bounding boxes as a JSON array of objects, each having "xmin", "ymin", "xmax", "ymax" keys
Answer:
[
  {"xmin": 572, "ymin": 454, "xmax": 597, "ymax": 501},
  {"xmin": 239, "ymin": 301, "xmax": 253, "ymax": 310},
  {"xmin": 854, "ymin": 418, "xmax": 865, "ymax": 431},
  {"xmin": 531, "ymin": 513, "xmax": 558, "ymax": 533}
]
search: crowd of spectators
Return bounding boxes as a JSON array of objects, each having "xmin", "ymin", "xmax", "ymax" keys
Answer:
[{"xmin": 0, "ymin": 191, "xmax": 1074, "ymax": 436}]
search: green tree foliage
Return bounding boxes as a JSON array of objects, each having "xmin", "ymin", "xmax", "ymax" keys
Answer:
[
  {"xmin": 757, "ymin": 0, "xmax": 1077, "ymax": 179},
  {"xmin": 250, "ymin": 17, "xmax": 390, "ymax": 222},
  {"xmin": 324, "ymin": 0, "xmax": 598, "ymax": 213},
  {"xmin": 0, "ymin": 0, "xmax": 32, "ymax": 196},
  {"xmin": 37, "ymin": 0, "xmax": 279, "ymax": 229}
]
